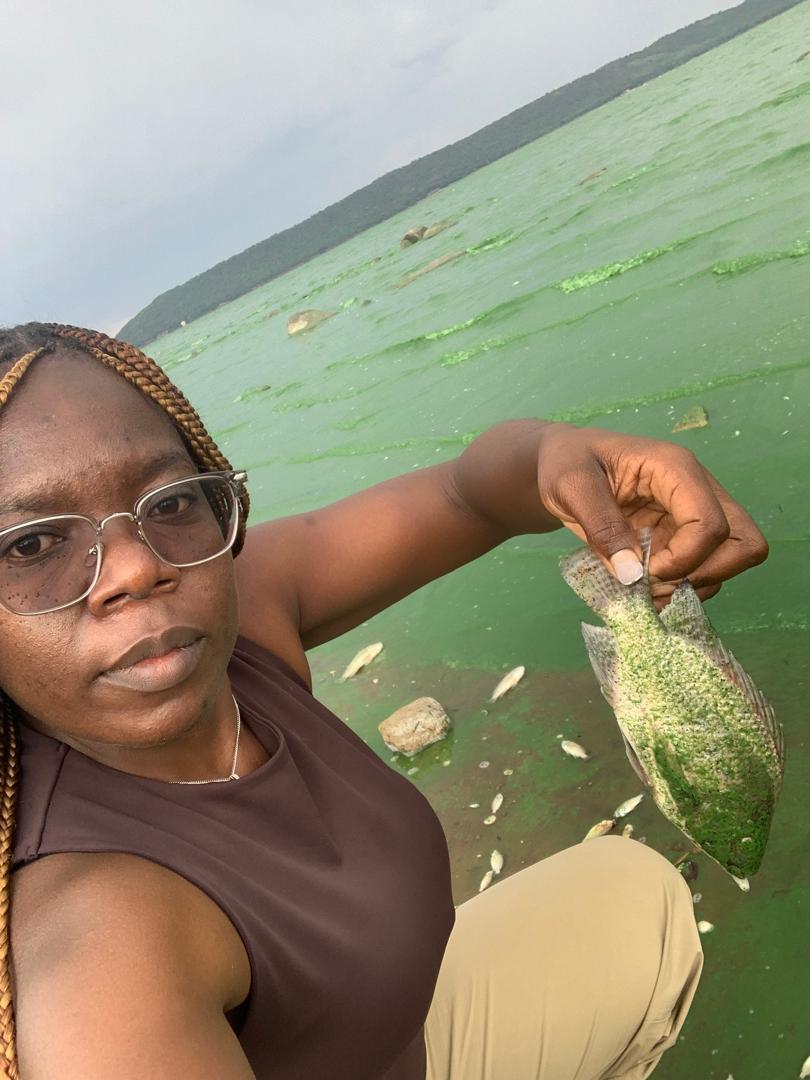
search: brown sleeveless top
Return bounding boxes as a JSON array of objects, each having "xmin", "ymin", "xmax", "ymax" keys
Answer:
[{"xmin": 11, "ymin": 634, "xmax": 456, "ymax": 1079}]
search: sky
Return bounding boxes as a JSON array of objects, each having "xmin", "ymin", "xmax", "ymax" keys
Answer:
[{"xmin": 1, "ymin": 0, "xmax": 743, "ymax": 336}]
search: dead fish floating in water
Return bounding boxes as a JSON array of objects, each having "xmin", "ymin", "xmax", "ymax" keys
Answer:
[
  {"xmin": 614, "ymin": 794, "xmax": 644, "ymax": 819},
  {"xmin": 479, "ymin": 869, "xmax": 494, "ymax": 892},
  {"xmin": 490, "ymin": 850, "xmax": 504, "ymax": 875},
  {"xmin": 491, "ymin": 792, "xmax": 504, "ymax": 814},
  {"xmin": 341, "ymin": 642, "xmax": 383, "ymax": 680},
  {"xmin": 560, "ymin": 527, "xmax": 785, "ymax": 885},
  {"xmin": 621, "ymin": 823, "xmax": 634, "ymax": 839},
  {"xmin": 561, "ymin": 739, "xmax": 590, "ymax": 760},
  {"xmin": 583, "ymin": 819, "xmax": 615, "ymax": 841},
  {"xmin": 490, "ymin": 666, "xmax": 525, "ymax": 702},
  {"xmin": 696, "ymin": 920, "xmax": 714, "ymax": 934},
  {"xmin": 800, "ymin": 1054, "xmax": 810, "ymax": 1079}
]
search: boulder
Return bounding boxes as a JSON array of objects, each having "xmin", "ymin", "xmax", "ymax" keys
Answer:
[
  {"xmin": 395, "ymin": 251, "xmax": 466, "ymax": 288},
  {"xmin": 672, "ymin": 405, "xmax": 709, "ymax": 433},
  {"xmin": 422, "ymin": 218, "xmax": 457, "ymax": 240},
  {"xmin": 378, "ymin": 697, "xmax": 452, "ymax": 757},
  {"xmin": 287, "ymin": 309, "xmax": 337, "ymax": 336},
  {"xmin": 400, "ymin": 225, "xmax": 428, "ymax": 248}
]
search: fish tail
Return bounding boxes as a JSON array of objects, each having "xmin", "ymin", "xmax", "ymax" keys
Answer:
[{"xmin": 560, "ymin": 527, "xmax": 653, "ymax": 619}]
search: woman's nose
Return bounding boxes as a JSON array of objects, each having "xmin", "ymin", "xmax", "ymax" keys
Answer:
[{"xmin": 85, "ymin": 515, "xmax": 180, "ymax": 611}]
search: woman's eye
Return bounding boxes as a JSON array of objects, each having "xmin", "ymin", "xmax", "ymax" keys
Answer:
[
  {"xmin": 149, "ymin": 492, "xmax": 194, "ymax": 517},
  {"xmin": 1, "ymin": 532, "xmax": 59, "ymax": 560}
]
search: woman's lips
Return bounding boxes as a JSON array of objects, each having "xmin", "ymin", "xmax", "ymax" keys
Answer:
[{"xmin": 99, "ymin": 637, "xmax": 204, "ymax": 692}]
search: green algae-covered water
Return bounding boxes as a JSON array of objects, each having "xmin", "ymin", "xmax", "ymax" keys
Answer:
[{"xmin": 149, "ymin": 6, "xmax": 810, "ymax": 1076}]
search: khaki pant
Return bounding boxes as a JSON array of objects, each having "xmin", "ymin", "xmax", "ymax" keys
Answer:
[{"xmin": 424, "ymin": 835, "xmax": 704, "ymax": 1080}]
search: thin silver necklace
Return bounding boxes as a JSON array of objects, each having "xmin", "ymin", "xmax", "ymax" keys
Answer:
[{"xmin": 165, "ymin": 694, "xmax": 242, "ymax": 784}]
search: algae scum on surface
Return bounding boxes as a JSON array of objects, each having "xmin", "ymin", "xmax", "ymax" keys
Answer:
[{"xmin": 560, "ymin": 529, "xmax": 785, "ymax": 883}]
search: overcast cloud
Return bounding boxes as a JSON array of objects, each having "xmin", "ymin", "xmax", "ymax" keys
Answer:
[{"xmin": 1, "ymin": 0, "xmax": 741, "ymax": 334}]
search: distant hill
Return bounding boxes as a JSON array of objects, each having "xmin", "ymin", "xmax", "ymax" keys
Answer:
[{"xmin": 121, "ymin": 0, "xmax": 805, "ymax": 345}]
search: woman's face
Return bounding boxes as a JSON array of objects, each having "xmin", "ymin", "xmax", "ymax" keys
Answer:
[{"xmin": 0, "ymin": 348, "xmax": 240, "ymax": 758}]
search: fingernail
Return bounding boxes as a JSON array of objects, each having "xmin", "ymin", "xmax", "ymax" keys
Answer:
[{"xmin": 611, "ymin": 549, "xmax": 644, "ymax": 585}]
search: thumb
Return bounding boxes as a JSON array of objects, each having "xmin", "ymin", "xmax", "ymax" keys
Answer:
[{"xmin": 558, "ymin": 468, "xmax": 643, "ymax": 585}]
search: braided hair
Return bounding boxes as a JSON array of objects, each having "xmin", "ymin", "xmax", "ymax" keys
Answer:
[{"xmin": 0, "ymin": 322, "xmax": 250, "ymax": 1078}]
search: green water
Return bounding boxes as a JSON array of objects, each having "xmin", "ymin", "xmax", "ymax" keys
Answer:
[{"xmin": 150, "ymin": 6, "xmax": 810, "ymax": 1077}]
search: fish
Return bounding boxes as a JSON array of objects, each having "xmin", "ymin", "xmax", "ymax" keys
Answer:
[
  {"xmin": 800, "ymin": 1054, "xmax": 810, "ymax": 1079},
  {"xmin": 560, "ymin": 527, "xmax": 784, "ymax": 883},
  {"xmin": 490, "ymin": 666, "xmax": 525, "ymax": 702},
  {"xmin": 483, "ymin": 814, "xmax": 497, "ymax": 825},
  {"xmin": 491, "ymin": 792, "xmax": 504, "ymax": 814},
  {"xmin": 583, "ymin": 819, "xmax": 615, "ymax": 841},
  {"xmin": 490, "ymin": 850, "xmax": 504, "ymax": 875},
  {"xmin": 621, "ymin": 823, "xmax": 635, "ymax": 839},
  {"xmin": 479, "ymin": 870, "xmax": 494, "ymax": 893},
  {"xmin": 340, "ymin": 642, "xmax": 383, "ymax": 680},
  {"xmin": 696, "ymin": 920, "xmax": 714, "ymax": 934},
  {"xmin": 614, "ymin": 794, "xmax": 644, "ymax": 818},
  {"xmin": 561, "ymin": 739, "xmax": 590, "ymax": 759}
]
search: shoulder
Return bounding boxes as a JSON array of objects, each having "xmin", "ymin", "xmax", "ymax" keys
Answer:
[
  {"xmin": 10, "ymin": 852, "xmax": 255, "ymax": 1077},
  {"xmin": 233, "ymin": 521, "xmax": 313, "ymax": 692},
  {"xmin": 11, "ymin": 852, "xmax": 249, "ymax": 1013}
]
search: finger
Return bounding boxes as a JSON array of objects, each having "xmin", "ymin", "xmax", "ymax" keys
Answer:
[
  {"xmin": 645, "ymin": 450, "xmax": 731, "ymax": 581},
  {"xmin": 552, "ymin": 465, "xmax": 643, "ymax": 583},
  {"xmin": 668, "ymin": 469, "xmax": 768, "ymax": 589}
]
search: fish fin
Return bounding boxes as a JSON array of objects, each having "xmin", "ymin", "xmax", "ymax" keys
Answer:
[
  {"xmin": 659, "ymin": 579, "xmax": 719, "ymax": 649},
  {"xmin": 619, "ymin": 729, "xmax": 653, "ymax": 788},
  {"xmin": 580, "ymin": 622, "xmax": 653, "ymax": 788},
  {"xmin": 580, "ymin": 623, "xmax": 621, "ymax": 706},
  {"xmin": 560, "ymin": 529, "xmax": 650, "ymax": 617},
  {"xmin": 711, "ymin": 640, "xmax": 785, "ymax": 773},
  {"xmin": 638, "ymin": 526, "xmax": 654, "ymax": 578}
]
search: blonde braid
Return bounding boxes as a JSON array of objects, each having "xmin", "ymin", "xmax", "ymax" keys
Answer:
[{"xmin": 0, "ymin": 323, "xmax": 251, "ymax": 1077}]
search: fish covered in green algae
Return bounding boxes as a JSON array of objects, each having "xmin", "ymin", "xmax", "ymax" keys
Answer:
[{"xmin": 559, "ymin": 528, "xmax": 784, "ymax": 884}]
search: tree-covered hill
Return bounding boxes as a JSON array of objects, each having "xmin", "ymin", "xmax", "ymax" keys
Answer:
[{"xmin": 120, "ymin": 0, "xmax": 804, "ymax": 345}]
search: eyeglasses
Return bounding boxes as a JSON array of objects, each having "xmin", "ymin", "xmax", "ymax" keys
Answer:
[{"xmin": 0, "ymin": 470, "xmax": 248, "ymax": 616}]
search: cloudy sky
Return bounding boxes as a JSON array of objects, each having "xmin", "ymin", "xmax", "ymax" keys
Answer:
[{"xmin": 2, "ymin": 0, "xmax": 742, "ymax": 335}]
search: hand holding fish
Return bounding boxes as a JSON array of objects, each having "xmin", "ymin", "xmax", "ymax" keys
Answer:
[{"xmin": 536, "ymin": 423, "xmax": 768, "ymax": 609}]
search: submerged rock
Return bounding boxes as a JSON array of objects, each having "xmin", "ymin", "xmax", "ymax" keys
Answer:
[
  {"xmin": 378, "ymin": 696, "xmax": 452, "ymax": 756},
  {"xmin": 400, "ymin": 225, "xmax": 428, "ymax": 247},
  {"xmin": 395, "ymin": 251, "xmax": 466, "ymax": 288},
  {"xmin": 423, "ymin": 218, "xmax": 458, "ymax": 239},
  {"xmin": 672, "ymin": 405, "xmax": 709, "ymax": 433},
  {"xmin": 287, "ymin": 309, "xmax": 337, "ymax": 335}
]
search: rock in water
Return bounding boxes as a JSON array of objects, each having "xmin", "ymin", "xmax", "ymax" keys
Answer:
[
  {"xmin": 400, "ymin": 225, "xmax": 428, "ymax": 247},
  {"xmin": 378, "ymin": 696, "xmax": 452, "ymax": 757},
  {"xmin": 422, "ymin": 218, "xmax": 457, "ymax": 239},
  {"xmin": 490, "ymin": 666, "xmax": 525, "ymax": 702},
  {"xmin": 287, "ymin": 309, "xmax": 337, "ymax": 336},
  {"xmin": 341, "ymin": 642, "xmax": 383, "ymax": 680},
  {"xmin": 395, "ymin": 251, "xmax": 466, "ymax": 288},
  {"xmin": 559, "ymin": 527, "xmax": 785, "ymax": 883},
  {"xmin": 672, "ymin": 405, "xmax": 709, "ymax": 433}
]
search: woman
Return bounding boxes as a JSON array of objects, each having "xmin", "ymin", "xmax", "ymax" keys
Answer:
[{"xmin": 0, "ymin": 323, "xmax": 767, "ymax": 1079}]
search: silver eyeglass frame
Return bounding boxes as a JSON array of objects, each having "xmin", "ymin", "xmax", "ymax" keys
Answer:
[{"xmin": 0, "ymin": 469, "xmax": 248, "ymax": 617}]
